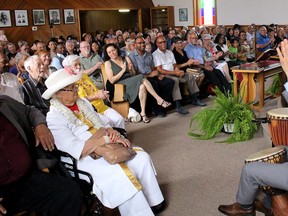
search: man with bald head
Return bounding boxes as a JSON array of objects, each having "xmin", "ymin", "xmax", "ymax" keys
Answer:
[
  {"xmin": 256, "ymin": 25, "xmax": 274, "ymax": 53},
  {"xmin": 184, "ymin": 31, "xmax": 231, "ymax": 93},
  {"xmin": 79, "ymin": 41, "xmax": 104, "ymax": 89},
  {"xmin": 152, "ymin": 35, "xmax": 202, "ymax": 114}
]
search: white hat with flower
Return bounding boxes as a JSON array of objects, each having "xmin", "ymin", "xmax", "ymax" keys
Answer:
[{"xmin": 42, "ymin": 68, "xmax": 82, "ymax": 100}]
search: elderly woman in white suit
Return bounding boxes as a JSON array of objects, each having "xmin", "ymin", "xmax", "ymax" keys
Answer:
[{"xmin": 42, "ymin": 68, "xmax": 165, "ymax": 216}]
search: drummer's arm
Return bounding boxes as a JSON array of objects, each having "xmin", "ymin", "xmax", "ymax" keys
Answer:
[
  {"xmin": 276, "ymin": 39, "xmax": 288, "ymax": 103},
  {"xmin": 277, "ymin": 39, "xmax": 288, "ymax": 90}
]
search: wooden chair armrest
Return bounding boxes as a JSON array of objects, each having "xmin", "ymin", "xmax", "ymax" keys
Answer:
[{"xmin": 113, "ymin": 83, "xmax": 125, "ymax": 102}]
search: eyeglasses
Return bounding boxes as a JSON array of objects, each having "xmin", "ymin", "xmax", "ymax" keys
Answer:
[{"xmin": 59, "ymin": 85, "xmax": 78, "ymax": 92}]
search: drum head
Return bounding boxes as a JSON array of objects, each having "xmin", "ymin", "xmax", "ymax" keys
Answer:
[
  {"xmin": 245, "ymin": 146, "xmax": 285, "ymax": 162},
  {"xmin": 267, "ymin": 108, "xmax": 288, "ymax": 119}
]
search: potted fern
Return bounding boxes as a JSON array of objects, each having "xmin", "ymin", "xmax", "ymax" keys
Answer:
[{"xmin": 188, "ymin": 87, "xmax": 258, "ymax": 143}]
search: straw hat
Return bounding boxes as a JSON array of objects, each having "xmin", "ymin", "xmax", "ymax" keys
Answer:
[{"xmin": 42, "ymin": 68, "xmax": 82, "ymax": 99}]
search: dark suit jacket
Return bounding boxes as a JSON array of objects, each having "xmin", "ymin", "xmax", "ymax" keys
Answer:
[{"xmin": 0, "ymin": 95, "xmax": 46, "ymax": 152}]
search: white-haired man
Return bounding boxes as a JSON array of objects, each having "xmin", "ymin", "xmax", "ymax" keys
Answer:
[
  {"xmin": 79, "ymin": 41, "xmax": 104, "ymax": 89},
  {"xmin": 19, "ymin": 55, "xmax": 50, "ymax": 115}
]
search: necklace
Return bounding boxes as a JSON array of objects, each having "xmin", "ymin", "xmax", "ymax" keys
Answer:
[{"xmin": 50, "ymin": 98, "xmax": 105, "ymax": 129}]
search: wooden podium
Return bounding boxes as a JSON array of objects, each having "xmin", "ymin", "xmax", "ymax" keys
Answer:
[{"xmin": 232, "ymin": 60, "xmax": 284, "ymax": 111}]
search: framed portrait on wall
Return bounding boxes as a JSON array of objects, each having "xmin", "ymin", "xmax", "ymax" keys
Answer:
[
  {"xmin": 0, "ymin": 10, "xmax": 12, "ymax": 27},
  {"xmin": 64, "ymin": 9, "xmax": 75, "ymax": 24},
  {"xmin": 49, "ymin": 9, "xmax": 61, "ymax": 25},
  {"xmin": 15, "ymin": 10, "xmax": 28, "ymax": 26},
  {"xmin": 33, "ymin": 9, "xmax": 45, "ymax": 25},
  {"xmin": 179, "ymin": 8, "xmax": 188, "ymax": 22}
]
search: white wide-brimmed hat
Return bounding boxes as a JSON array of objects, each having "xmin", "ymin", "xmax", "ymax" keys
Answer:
[{"xmin": 42, "ymin": 68, "xmax": 82, "ymax": 100}]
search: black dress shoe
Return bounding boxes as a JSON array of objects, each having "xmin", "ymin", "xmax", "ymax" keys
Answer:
[
  {"xmin": 218, "ymin": 202, "xmax": 255, "ymax": 216},
  {"xmin": 176, "ymin": 107, "xmax": 189, "ymax": 114},
  {"xmin": 191, "ymin": 99, "xmax": 206, "ymax": 106},
  {"xmin": 151, "ymin": 200, "xmax": 166, "ymax": 214}
]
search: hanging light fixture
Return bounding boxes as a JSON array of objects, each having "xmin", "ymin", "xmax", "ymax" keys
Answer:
[{"xmin": 119, "ymin": 9, "xmax": 130, "ymax": 13}]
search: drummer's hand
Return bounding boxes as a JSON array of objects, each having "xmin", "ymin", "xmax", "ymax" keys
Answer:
[{"xmin": 277, "ymin": 39, "xmax": 288, "ymax": 77}]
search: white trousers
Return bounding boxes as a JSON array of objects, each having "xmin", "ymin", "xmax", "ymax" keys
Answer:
[
  {"xmin": 117, "ymin": 151, "xmax": 164, "ymax": 216},
  {"xmin": 99, "ymin": 107, "xmax": 125, "ymax": 129}
]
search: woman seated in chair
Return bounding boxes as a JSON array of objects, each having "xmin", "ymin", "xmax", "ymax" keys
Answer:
[
  {"xmin": 62, "ymin": 55, "xmax": 125, "ymax": 129},
  {"xmin": 103, "ymin": 43, "xmax": 171, "ymax": 123},
  {"xmin": 42, "ymin": 68, "xmax": 166, "ymax": 216}
]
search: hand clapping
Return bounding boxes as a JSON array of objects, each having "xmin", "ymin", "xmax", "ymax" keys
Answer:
[
  {"xmin": 97, "ymin": 89, "xmax": 110, "ymax": 100},
  {"xmin": 277, "ymin": 39, "xmax": 288, "ymax": 77}
]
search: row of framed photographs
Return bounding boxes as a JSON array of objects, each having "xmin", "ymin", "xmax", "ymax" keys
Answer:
[{"xmin": 0, "ymin": 9, "xmax": 75, "ymax": 27}]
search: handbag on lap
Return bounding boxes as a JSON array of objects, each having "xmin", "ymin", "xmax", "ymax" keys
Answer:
[{"xmin": 89, "ymin": 128, "xmax": 136, "ymax": 164}]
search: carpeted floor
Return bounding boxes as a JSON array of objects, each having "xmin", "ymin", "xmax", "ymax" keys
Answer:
[{"xmin": 124, "ymin": 95, "xmax": 281, "ymax": 216}]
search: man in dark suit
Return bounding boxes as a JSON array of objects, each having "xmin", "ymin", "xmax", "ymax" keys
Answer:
[
  {"xmin": 0, "ymin": 95, "xmax": 81, "ymax": 215},
  {"xmin": 66, "ymin": 11, "xmax": 74, "ymax": 23},
  {"xmin": 50, "ymin": 11, "xmax": 60, "ymax": 25}
]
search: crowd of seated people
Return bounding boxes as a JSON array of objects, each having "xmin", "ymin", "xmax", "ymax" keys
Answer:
[
  {"xmin": 0, "ymin": 24, "xmax": 286, "ymax": 214},
  {"xmin": 1, "ymin": 24, "xmax": 285, "ymax": 117}
]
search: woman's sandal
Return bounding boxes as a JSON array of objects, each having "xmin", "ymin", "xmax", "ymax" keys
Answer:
[
  {"xmin": 158, "ymin": 100, "xmax": 171, "ymax": 108},
  {"xmin": 141, "ymin": 115, "xmax": 150, "ymax": 123}
]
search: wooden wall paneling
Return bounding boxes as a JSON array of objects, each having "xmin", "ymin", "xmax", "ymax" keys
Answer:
[{"xmin": 1, "ymin": 0, "xmax": 154, "ymax": 46}]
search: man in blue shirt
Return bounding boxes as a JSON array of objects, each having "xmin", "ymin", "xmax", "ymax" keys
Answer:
[
  {"xmin": 129, "ymin": 36, "xmax": 175, "ymax": 117},
  {"xmin": 184, "ymin": 31, "xmax": 231, "ymax": 93},
  {"xmin": 256, "ymin": 25, "xmax": 274, "ymax": 53}
]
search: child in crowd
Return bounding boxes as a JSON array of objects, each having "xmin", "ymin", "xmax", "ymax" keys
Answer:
[{"xmin": 228, "ymin": 38, "xmax": 240, "ymax": 62}]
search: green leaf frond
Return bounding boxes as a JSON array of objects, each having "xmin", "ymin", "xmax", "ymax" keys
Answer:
[{"xmin": 188, "ymin": 86, "xmax": 258, "ymax": 143}]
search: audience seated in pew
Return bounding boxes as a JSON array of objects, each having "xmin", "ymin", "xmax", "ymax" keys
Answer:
[
  {"xmin": 214, "ymin": 33, "xmax": 239, "ymax": 68},
  {"xmin": 184, "ymin": 31, "xmax": 231, "ymax": 94},
  {"xmin": 153, "ymin": 35, "xmax": 206, "ymax": 114},
  {"xmin": 256, "ymin": 25, "xmax": 274, "ymax": 53},
  {"xmin": 62, "ymin": 54, "xmax": 126, "ymax": 129},
  {"xmin": 171, "ymin": 36, "xmax": 206, "ymax": 105},
  {"xmin": 239, "ymin": 30, "xmax": 255, "ymax": 62},
  {"xmin": 50, "ymin": 41, "xmax": 66, "ymax": 71},
  {"xmin": 129, "ymin": 36, "xmax": 175, "ymax": 118},
  {"xmin": 79, "ymin": 41, "xmax": 104, "ymax": 90},
  {"xmin": 19, "ymin": 55, "xmax": 50, "ymax": 116},
  {"xmin": 104, "ymin": 43, "xmax": 171, "ymax": 123},
  {"xmin": 201, "ymin": 34, "xmax": 231, "ymax": 82}
]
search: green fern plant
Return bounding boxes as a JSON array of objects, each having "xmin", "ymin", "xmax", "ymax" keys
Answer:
[
  {"xmin": 188, "ymin": 87, "xmax": 258, "ymax": 143},
  {"xmin": 267, "ymin": 75, "xmax": 280, "ymax": 95}
]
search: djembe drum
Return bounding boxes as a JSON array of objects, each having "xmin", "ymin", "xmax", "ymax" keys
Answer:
[
  {"xmin": 245, "ymin": 146, "xmax": 288, "ymax": 216},
  {"xmin": 267, "ymin": 108, "xmax": 288, "ymax": 146}
]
